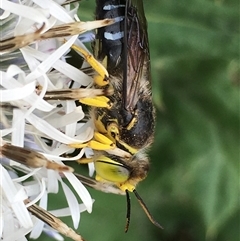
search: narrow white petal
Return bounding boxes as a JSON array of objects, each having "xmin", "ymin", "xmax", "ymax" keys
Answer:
[
  {"xmin": 60, "ymin": 180, "xmax": 80, "ymax": 229},
  {"xmin": 3, "ymin": 226, "xmax": 34, "ymax": 241},
  {"xmin": 43, "ymin": 227, "xmax": 64, "ymax": 241},
  {"xmin": 0, "ymin": 202, "xmax": 3, "ymax": 238},
  {"xmin": 24, "ymin": 36, "xmax": 79, "ymax": 82},
  {"xmin": 0, "ymin": 81, "xmax": 36, "ymax": 102},
  {"xmin": 1, "ymin": 0, "xmax": 48, "ymax": 24},
  {"xmin": 22, "ymin": 45, "xmax": 92, "ymax": 86},
  {"xmin": 1, "ymin": 166, "xmax": 33, "ymax": 228},
  {"xmin": 32, "ymin": 0, "xmax": 73, "ymax": 23},
  {"xmin": 65, "ymin": 101, "xmax": 79, "ymax": 138},
  {"xmin": 49, "ymin": 203, "xmax": 88, "ymax": 217},
  {"xmin": 25, "ymin": 178, "xmax": 46, "ymax": 208},
  {"xmin": 1, "ymin": 71, "xmax": 55, "ymax": 112},
  {"xmin": 26, "ymin": 113, "xmax": 88, "ymax": 144},
  {"xmin": 29, "ymin": 219, "xmax": 44, "ymax": 239},
  {"xmin": 11, "ymin": 108, "xmax": 25, "ymax": 147},
  {"xmin": 30, "ymin": 192, "xmax": 48, "ymax": 239},
  {"xmin": 44, "ymin": 147, "xmax": 85, "ymax": 161},
  {"xmin": 0, "ymin": 128, "xmax": 14, "ymax": 137},
  {"xmin": 46, "ymin": 106, "xmax": 84, "ymax": 129},
  {"xmin": 16, "ymin": 237, "xmax": 28, "ymax": 241},
  {"xmin": 47, "ymin": 170, "xmax": 59, "ymax": 194},
  {"xmin": 88, "ymin": 162, "xmax": 95, "ymax": 177},
  {"xmin": 22, "ymin": 181, "xmax": 41, "ymax": 197},
  {"xmin": 64, "ymin": 172, "xmax": 93, "ymax": 213}
]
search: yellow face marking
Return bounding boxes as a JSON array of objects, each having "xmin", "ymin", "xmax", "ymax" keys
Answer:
[{"xmin": 118, "ymin": 183, "xmax": 135, "ymax": 192}]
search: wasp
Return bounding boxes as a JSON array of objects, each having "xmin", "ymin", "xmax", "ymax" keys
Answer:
[{"xmin": 70, "ymin": 0, "xmax": 162, "ymax": 232}]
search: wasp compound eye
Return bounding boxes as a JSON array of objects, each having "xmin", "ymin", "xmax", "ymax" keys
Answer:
[{"xmin": 95, "ymin": 155, "xmax": 130, "ymax": 183}]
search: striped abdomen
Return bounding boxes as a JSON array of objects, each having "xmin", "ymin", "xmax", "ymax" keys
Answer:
[{"xmin": 94, "ymin": 0, "xmax": 126, "ymax": 72}]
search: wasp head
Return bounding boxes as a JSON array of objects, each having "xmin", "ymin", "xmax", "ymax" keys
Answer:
[{"xmin": 94, "ymin": 151, "xmax": 149, "ymax": 192}]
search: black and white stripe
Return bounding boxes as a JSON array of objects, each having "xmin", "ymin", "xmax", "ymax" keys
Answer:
[{"xmin": 95, "ymin": 0, "xmax": 127, "ymax": 69}]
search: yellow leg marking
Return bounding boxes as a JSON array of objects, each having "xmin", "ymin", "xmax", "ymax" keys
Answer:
[
  {"xmin": 107, "ymin": 122, "xmax": 120, "ymax": 141},
  {"xmin": 95, "ymin": 116, "xmax": 108, "ymax": 134},
  {"xmin": 77, "ymin": 158, "xmax": 93, "ymax": 164},
  {"xmin": 70, "ymin": 44, "xmax": 109, "ymax": 86},
  {"xmin": 70, "ymin": 140, "xmax": 115, "ymax": 150},
  {"xmin": 94, "ymin": 132, "xmax": 114, "ymax": 146},
  {"xmin": 69, "ymin": 131, "xmax": 115, "ymax": 151},
  {"xmin": 126, "ymin": 115, "xmax": 138, "ymax": 131},
  {"xmin": 118, "ymin": 140, "xmax": 138, "ymax": 155},
  {"xmin": 89, "ymin": 140, "xmax": 115, "ymax": 150},
  {"xmin": 94, "ymin": 75, "xmax": 106, "ymax": 86},
  {"xmin": 69, "ymin": 143, "xmax": 88, "ymax": 149},
  {"xmin": 80, "ymin": 96, "xmax": 111, "ymax": 108}
]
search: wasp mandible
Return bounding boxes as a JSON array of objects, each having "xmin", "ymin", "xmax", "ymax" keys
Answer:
[{"xmin": 71, "ymin": 0, "xmax": 163, "ymax": 231}]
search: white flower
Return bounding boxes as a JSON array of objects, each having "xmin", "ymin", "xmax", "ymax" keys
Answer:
[{"xmin": 0, "ymin": 0, "xmax": 109, "ymax": 240}]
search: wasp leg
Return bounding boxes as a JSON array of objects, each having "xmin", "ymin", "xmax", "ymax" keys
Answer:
[
  {"xmin": 126, "ymin": 110, "xmax": 138, "ymax": 130},
  {"xmin": 70, "ymin": 44, "xmax": 109, "ymax": 86},
  {"xmin": 106, "ymin": 122, "xmax": 120, "ymax": 142},
  {"xmin": 69, "ymin": 132, "xmax": 115, "ymax": 150},
  {"xmin": 105, "ymin": 122, "xmax": 138, "ymax": 155},
  {"xmin": 80, "ymin": 95, "xmax": 112, "ymax": 108},
  {"xmin": 44, "ymin": 85, "xmax": 113, "ymax": 108},
  {"xmin": 44, "ymin": 88, "xmax": 111, "ymax": 100},
  {"xmin": 74, "ymin": 173, "xmax": 125, "ymax": 195},
  {"xmin": 77, "ymin": 157, "xmax": 93, "ymax": 164}
]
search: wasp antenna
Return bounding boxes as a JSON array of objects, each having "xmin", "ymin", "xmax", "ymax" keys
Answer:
[
  {"xmin": 125, "ymin": 190, "xmax": 131, "ymax": 233},
  {"xmin": 133, "ymin": 189, "xmax": 164, "ymax": 229}
]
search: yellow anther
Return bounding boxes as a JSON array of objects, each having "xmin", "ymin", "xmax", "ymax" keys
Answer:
[
  {"xmin": 80, "ymin": 96, "xmax": 111, "ymax": 108},
  {"xmin": 70, "ymin": 44, "xmax": 109, "ymax": 85},
  {"xmin": 94, "ymin": 132, "xmax": 113, "ymax": 146}
]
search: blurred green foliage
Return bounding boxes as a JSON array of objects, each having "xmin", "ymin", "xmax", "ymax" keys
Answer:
[{"xmin": 39, "ymin": 0, "xmax": 239, "ymax": 241}]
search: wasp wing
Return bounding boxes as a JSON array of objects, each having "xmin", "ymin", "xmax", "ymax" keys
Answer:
[{"xmin": 123, "ymin": 0, "xmax": 150, "ymax": 112}]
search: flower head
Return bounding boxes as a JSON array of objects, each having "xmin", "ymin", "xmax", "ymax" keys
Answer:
[{"xmin": 0, "ymin": 0, "xmax": 111, "ymax": 240}]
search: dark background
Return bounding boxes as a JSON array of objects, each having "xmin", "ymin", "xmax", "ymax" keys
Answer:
[{"xmin": 39, "ymin": 0, "xmax": 239, "ymax": 240}]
